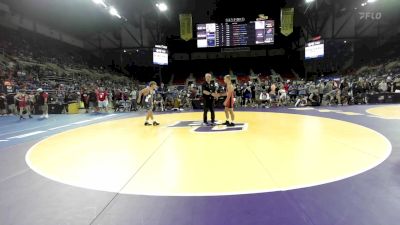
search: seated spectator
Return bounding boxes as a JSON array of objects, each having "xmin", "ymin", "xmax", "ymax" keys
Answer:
[
  {"xmin": 308, "ymin": 92, "xmax": 320, "ymax": 106},
  {"xmin": 259, "ymin": 91, "xmax": 270, "ymax": 108},
  {"xmin": 154, "ymin": 93, "xmax": 164, "ymax": 112}
]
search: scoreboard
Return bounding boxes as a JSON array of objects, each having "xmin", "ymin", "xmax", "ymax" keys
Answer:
[
  {"xmin": 153, "ymin": 45, "xmax": 168, "ymax": 65},
  {"xmin": 197, "ymin": 20, "xmax": 275, "ymax": 48},
  {"xmin": 305, "ymin": 40, "xmax": 325, "ymax": 60}
]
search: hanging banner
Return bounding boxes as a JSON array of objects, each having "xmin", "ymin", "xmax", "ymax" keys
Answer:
[
  {"xmin": 281, "ymin": 8, "xmax": 294, "ymax": 36},
  {"xmin": 179, "ymin": 14, "xmax": 193, "ymax": 41}
]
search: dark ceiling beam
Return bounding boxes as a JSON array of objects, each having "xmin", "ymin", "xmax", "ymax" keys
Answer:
[
  {"xmin": 84, "ymin": 40, "xmax": 100, "ymax": 50},
  {"xmin": 122, "ymin": 24, "xmax": 142, "ymax": 47},
  {"xmin": 312, "ymin": 10, "xmax": 319, "ymax": 35},
  {"xmin": 101, "ymin": 32, "xmax": 120, "ymax": 48},
  {"xmin": 356, "ymin": 21, "xmax": 376, "ymax": 37},
  {"xmin": 334, "ymin": 12, "xmax": 354, "ymax": 38},
  {"xmin": 317, "ymin": 9, "xmax": 331, "ymax": 35},
  {"xmin": 305, "ymin": 15, "xmax": 317, "ymax": 36}
]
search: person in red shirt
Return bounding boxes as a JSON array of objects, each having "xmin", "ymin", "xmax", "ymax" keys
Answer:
[
  {"xmin": 216, "ymin": 75, "xmax": 236, "ymax": 127},
  {"xmin": 97, "ymin": 87, "xmax": 109, "ymax": 112},
  {"xmin": 15, "ymin": 90, "xmax": 32, "ymax": 120},
  {"xmin": 284, "ymin": 81, "xmax": 290, "ymax": 93},
  {"xmin": 36, "ymin": 88, "xmax": 49, "ymax": 119}
]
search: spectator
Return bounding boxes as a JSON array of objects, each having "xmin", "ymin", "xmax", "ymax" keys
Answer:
[
  {"xmin": 81, "ymin": 88, "xmax": 90, "ymax": 113},
  {"xmin": 0, "ymin": 93, "xmax": 6, "ymax": 115},
  {"xmin": 97, "ymin": 87, "xmax": 108, "ymax": 112},
  {"xmin": 6, "ymin": 93, "xmax": 16, "ymax": 115},
  {"xmin": 88, "ymin": 88, "xmax": 98, "ymax": 113},
  {"xmin": 130, "ymin": 89, "xmax": 138, "ymax": 111},
  {"xmin": 154, "ymin": 93, "xmax": 164, "ymax": 112},
  {"xmin": 378, "ymin": 80, "xmax": 388, "ymax": 92},
  {"xmin": 15, "ymin": 90, "xmax": 32, "ymax": 119},
  {"xmin": 36, "ymin": 88, "xmax": 49, "ymax": 119}
]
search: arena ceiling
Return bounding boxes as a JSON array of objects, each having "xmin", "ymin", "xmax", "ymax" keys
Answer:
[
  {"xmin": 1, "ymin": 0, "xmax": 398, "ymax": 47},
  {"xmin": 1, "ymin": 0, "xmax": 298, "ymax": 38},
  {"xmin": 0, "ymin": 0, "xmax": 210, "ymax": 39}
]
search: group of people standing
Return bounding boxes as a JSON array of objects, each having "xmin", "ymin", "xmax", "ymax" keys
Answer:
[
  {"xmin": 0, "ymin": 88, "xmax": 49, "ymax": 119},
  {"xmin": 201, "ymin": 73, "xmax": 236, "ymax": 126},
  {"xmin": 136, "ymin": 73, "xmax": 236, "ymax": 127}
]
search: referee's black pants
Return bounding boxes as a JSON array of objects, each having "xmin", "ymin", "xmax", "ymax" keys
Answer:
[{"xmin": 203, "ymin": 99, "xmax": 215, "ymax": 123}]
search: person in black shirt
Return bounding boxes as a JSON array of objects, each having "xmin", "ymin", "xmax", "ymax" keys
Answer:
[
  {"xmin": 0, "ymin": 93, "xmax": 6, "ymax": 115},
  {"xmin": 6, "ymin": 93, "xmax": 16, "ymax": 115},
  {"xmin": 88, "ymin": 89, "xmax": 98, "ymax": 113},
  {"xmin": 81, "ymin": 89, "xmax": 90, "ymax": 113},
  {"xmin": 202, "ymin": 73, "xmax": 217, "ymax": 125}
]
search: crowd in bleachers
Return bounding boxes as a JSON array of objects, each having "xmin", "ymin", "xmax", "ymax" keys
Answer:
[
  {"xmin": 1, "ymin": 25, "xmax": 400, "ymax": 117},
  {"xmin": 179, "ymin": 58, "xmax": 400, "ymax": 109},
  {"xmin": 0, "ymin": 26, "xmax": 142, "ymax": 116}
]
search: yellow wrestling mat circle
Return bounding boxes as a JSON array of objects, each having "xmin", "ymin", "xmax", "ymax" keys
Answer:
[
  {"xmin": 367, "ymin": 105, "xmax": 400, "ymax": 119},
  {"xmin": 26, "ymin": 112, "xmax": 391, "ymax": 196}
]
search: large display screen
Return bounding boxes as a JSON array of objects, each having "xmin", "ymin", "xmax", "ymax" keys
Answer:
[
  {"xmin": 196, "ymin": 20, "xmax": 274, "ymax": 48},
  {"xmin": 305, "ymin": 40, "xmax": 324, "ymax": 60},
  {"xmin": 153, "ymin": 45, "xmax": 168, "ymax": 65}
]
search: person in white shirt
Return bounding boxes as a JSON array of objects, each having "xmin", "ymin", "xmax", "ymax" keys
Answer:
[
  {"xmin": 130, "ymin": 89, "xmax": 137, "ymax": 111},
  {"xmin": 378, "ymin": 80, "xmax": 388, "ymax": 92},
  {"xmin": 278, "ymin": 89, "xmax": 288, "ymax": 106},
  {"xmin": 259, "ymin": 91, "xmax": 270, "ymax": 108}
]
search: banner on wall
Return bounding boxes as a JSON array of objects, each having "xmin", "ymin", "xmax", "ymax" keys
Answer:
[
  {"xmin": 179, "ymin": 14, "xmax": 193, "ymax": 41},
  {"xmin": 281, "ymin": 8, "xmax": 294, "ymax": 36}
]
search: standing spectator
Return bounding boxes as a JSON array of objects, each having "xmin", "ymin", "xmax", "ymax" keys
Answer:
[
  {"xmin": 317, "ymin": 82, "xmax": 325, "ymax": 104},
  {"xmin": 107, "ymin": 88, "xmax": 113, "ymax": 109},
  {"xmin": 251, "ymin": 82, "xmax": 256, "ymax": 105},
  {"xmin": 6, "ymin": 93, "xmax": 16, "ymax": 115},
  {"xmin": 36, "ymin": 88, "xmax": 49, "ymax": 119},
  {"xmin": 81, "ymin": 88, "xmax": 90, "ymax": 113},
  {"xmin": 288, "ymin": 82, "xmax": 297, "ymax": 102},
  {"xmin": 235, "ymin": 84, "xmax": 242, "ymax": 107},
  {"xmin": 378, "ymin": 80, "xmax": 388, "ymax": 92},
  {"xmin": 88, "ymin": 88, "xmax": 98, "ymax": 113},
  {"xmin": 269, "ymin": 83, "xmax": 277, "ymax": 102},
  {"xmin": 15, "ymin": 90, "xmax": 32, "ymax": 119},
  {"xmin": 243, "ymin": 84, "xmax": 252, "ymax": 107},
  {"xmin": 27, "ymin": 91, "xmax": 35, "ymax": 115},
  {"xmin": 130, "ymin": 89, "xmax": 138, "ymax": 111},
  {"xmin": 159, "ymin": 83, "xmax": 167, "ymax": 100},
  {"xmin": 97, "ymin": 87, "xmax": 108, "ymax": 112},
  {"xmin": 0, "ymin": 93, "xmax": 6, "ymax": 115}
]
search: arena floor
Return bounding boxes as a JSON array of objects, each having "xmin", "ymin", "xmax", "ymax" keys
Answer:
[{"xmin": 1, "ymin": 104, "xmax": 400, "ymax": 225}]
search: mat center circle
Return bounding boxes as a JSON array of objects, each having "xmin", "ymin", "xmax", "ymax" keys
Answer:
[{"xmin": 26, "ymin": 112, "xmax": 391, "ymax": 196}]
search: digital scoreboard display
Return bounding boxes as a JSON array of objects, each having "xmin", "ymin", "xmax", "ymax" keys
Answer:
[
  {"xmin": 196, "ymin": 20, "xmax": 275, "ymax": 48},
  {"xmin": 305, "ymin": 40, "xmax": 325, "ymax": 60},
  {"xmin": 153, "ymin": 45, "xmax": 168, "ymax": 65}
]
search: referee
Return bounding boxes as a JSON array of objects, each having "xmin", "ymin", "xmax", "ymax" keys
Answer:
[{"xmin": 202, "ymin": 73, "xmax": 216, "ymax": 125}]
